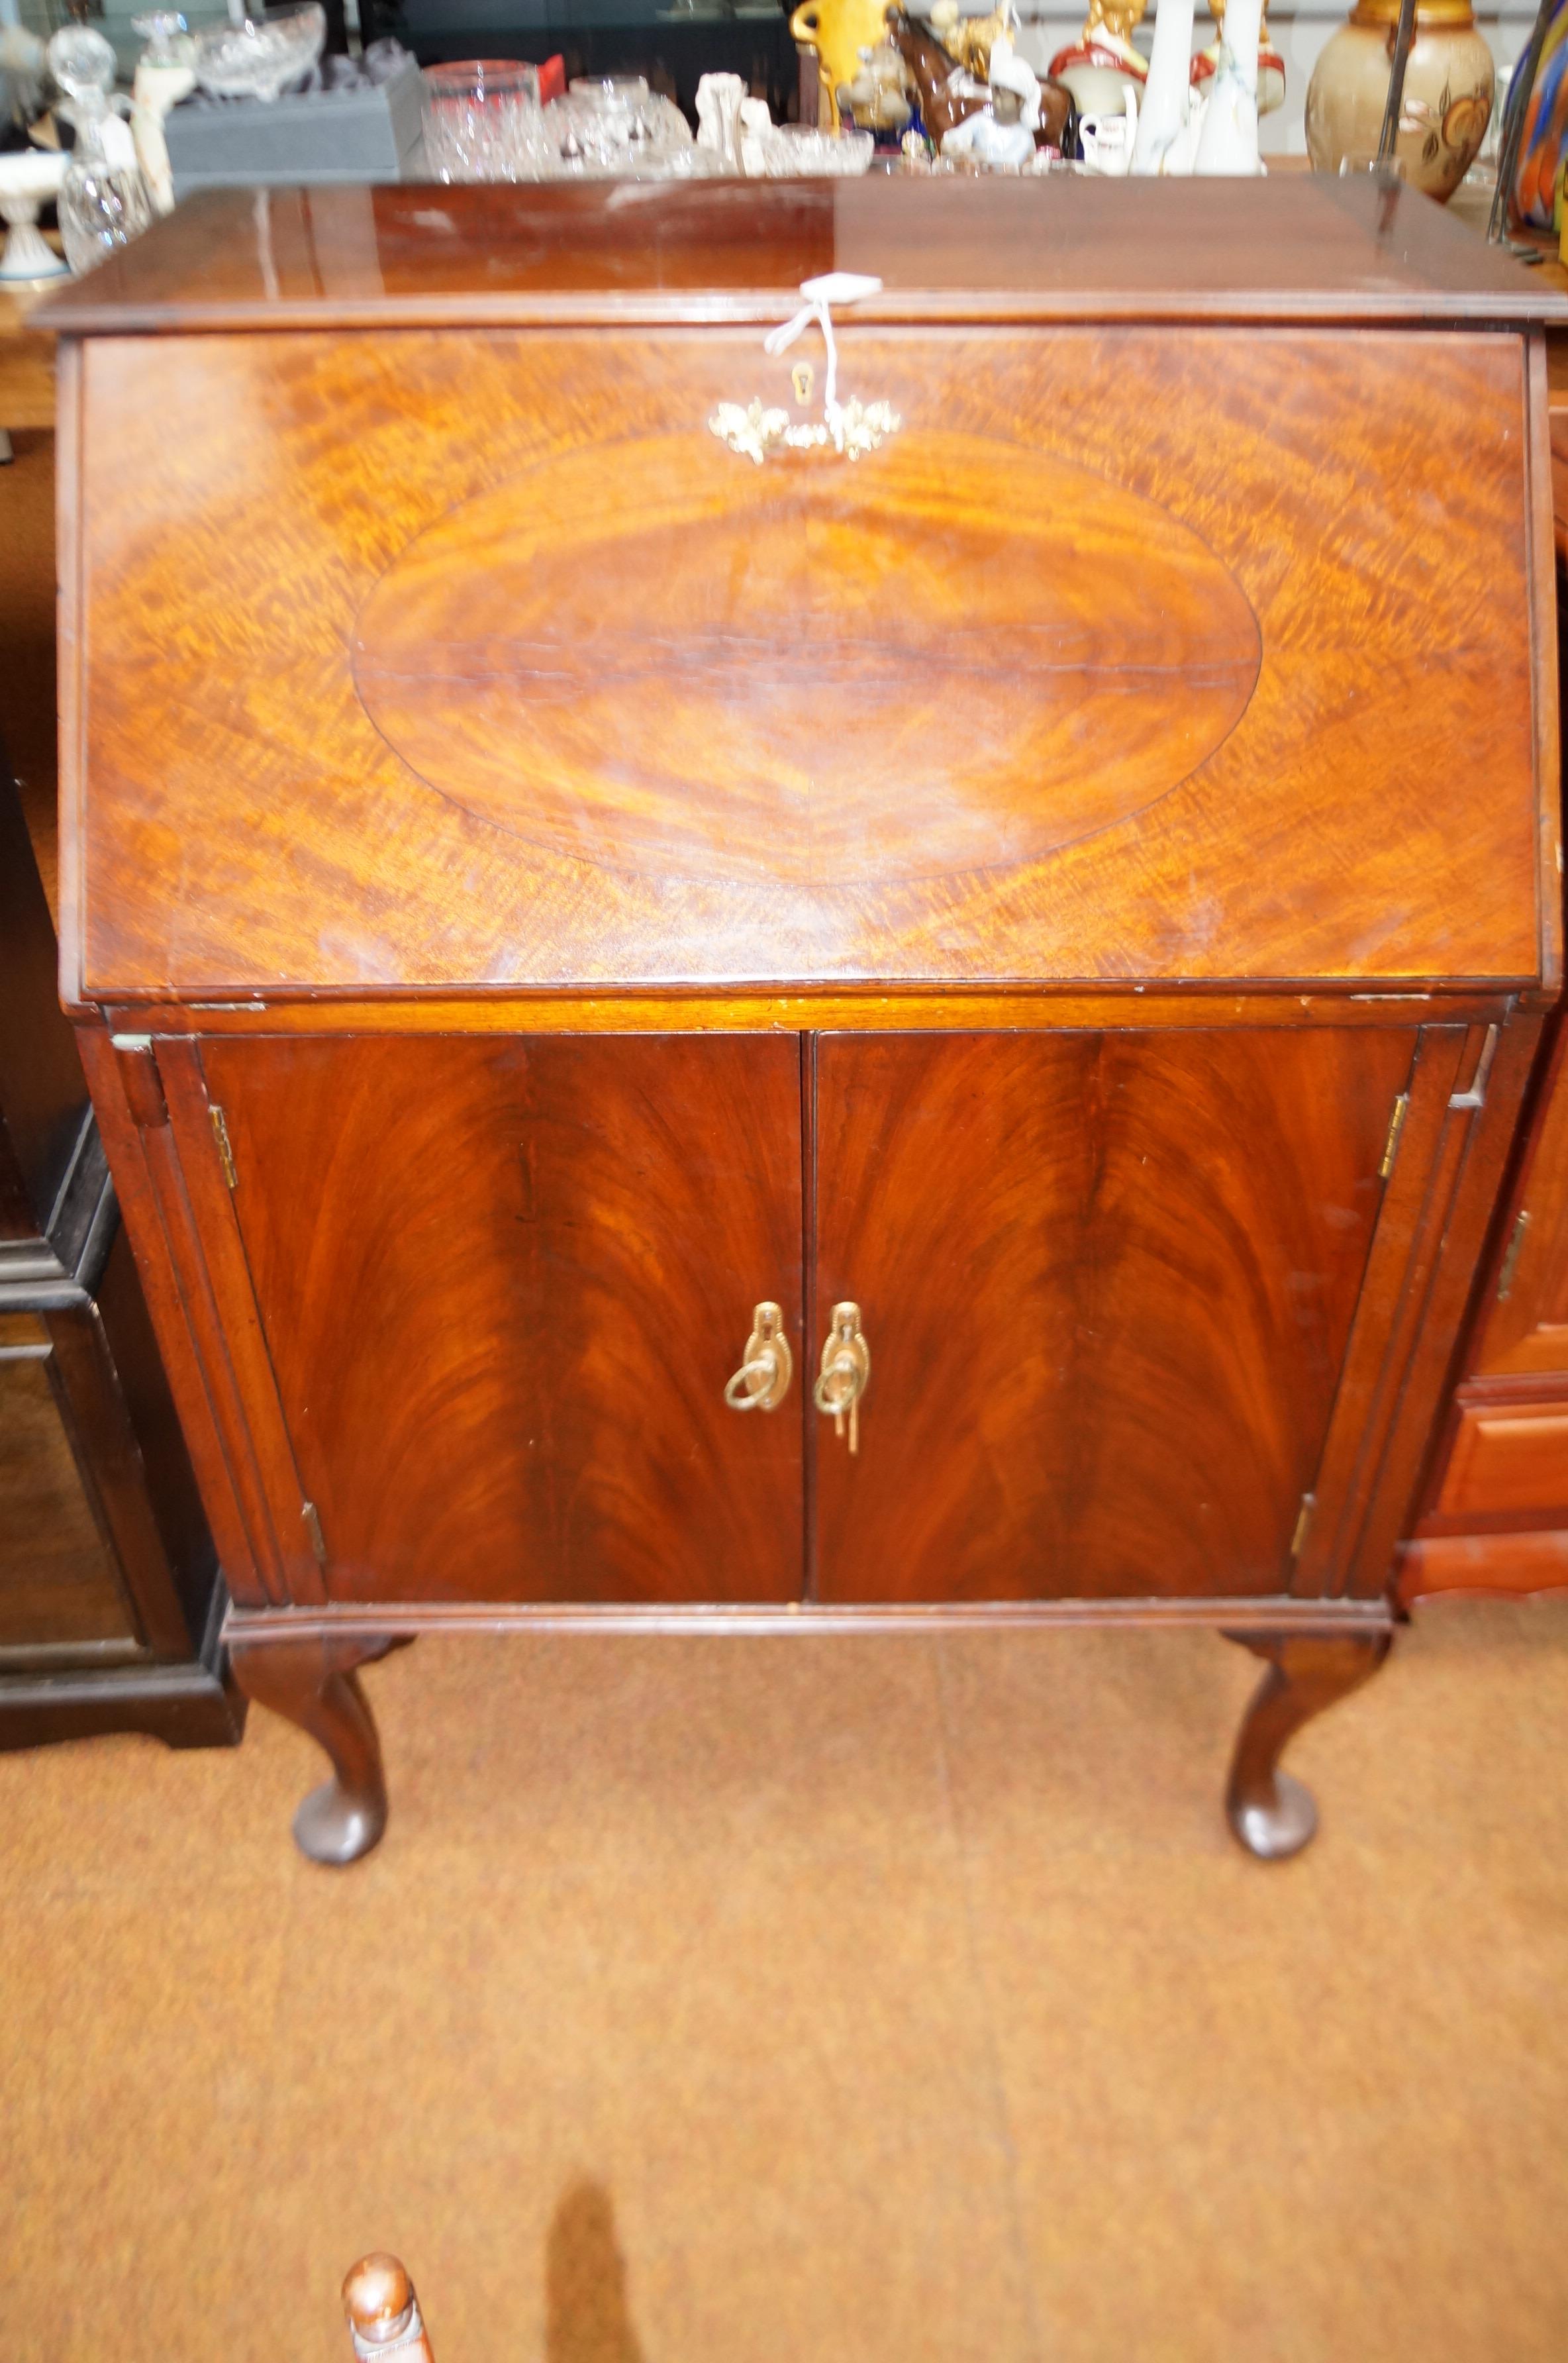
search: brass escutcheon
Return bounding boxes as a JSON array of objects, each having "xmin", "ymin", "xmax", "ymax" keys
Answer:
[
  {"xmin": 724, "ymin": 1301, "xmax": 793, "ymax": 1412},
  {"xmin": 813, "ymin": 1301, "xmax": 870, "ymax": 1453}
]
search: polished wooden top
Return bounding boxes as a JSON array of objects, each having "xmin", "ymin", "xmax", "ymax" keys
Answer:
[
  {"xmin": 39, "ymin": 174, "xmax": 1568, "ymax": 335},
  {"xmin": 62, "ymin": 313, "xmax": 1555, "ymax": 1003}
]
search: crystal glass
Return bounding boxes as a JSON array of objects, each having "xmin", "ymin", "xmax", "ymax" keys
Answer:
[
  {"xmin": 744, "ymin": 123, "xmax": 873, "ymax": 176},
  {"xmin": 132, "ymin": 11, "xmax": 193, "ymax": 65},
  {"xmin": 48, "ymin": 21, "xmax": 117, "ymax": 105},
  {"xmin": 58, "ymin": 107, "xmax": 154, "ymax": 272},
  {"xmin": 48, "ymin": 22, "xmax": 155, "ymax": 274},
  {"xmin": 617, "ymin": 142, "xmax": 724, "ymax": 179},
  {"xmin": 543, "ymin": 74, "xmax": 695, "ymax": 175},
  {"xmin": 1335, "ymin": 150, "xmax": 1406, "ymax": 179},
  {"xmin": 420, "ymin": 60, "xmax": 549, "ymax": 181},
  {"xmin": 193, "ymin": 3, "xmax": 326, "ymax": 103}
]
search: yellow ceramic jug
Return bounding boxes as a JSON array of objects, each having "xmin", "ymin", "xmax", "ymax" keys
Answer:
[{"xmin": 790, "ymin": 0, "xmax": 894, "ymax": 126}]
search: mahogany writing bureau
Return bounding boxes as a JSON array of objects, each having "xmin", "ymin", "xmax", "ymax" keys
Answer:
[{"xmin": 44, "ymin": 176, "xmax": 1566, "ymax": 1862}]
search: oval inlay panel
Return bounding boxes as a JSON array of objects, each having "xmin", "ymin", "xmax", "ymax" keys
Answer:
[{"xmin": 352, "ymin": 428, "xmax": 1260, "ymax": 887}]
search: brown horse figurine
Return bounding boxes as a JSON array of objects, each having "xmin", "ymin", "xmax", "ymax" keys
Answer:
[
  {"xmin": 885, "ymin": 7, "xmax": 989, "ymax": 142},
  {"xmin": 885, "ymin": 8, "xmax": 1075, "ymax": 149}
]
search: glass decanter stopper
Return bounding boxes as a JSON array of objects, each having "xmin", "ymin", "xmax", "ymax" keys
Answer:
[
  {"xmin": 48, "ymin": 22, "xmax": 117, "ymax": 105},
  {"xmin": 48, "ymin": 24, "xmax": 154, "ymax": 274},
  {"xmin": 131, "ymin": 12, "xmax": 193, "ymax": 66}
]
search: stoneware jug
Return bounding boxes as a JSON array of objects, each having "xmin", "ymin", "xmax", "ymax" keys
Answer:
[{"xmin": 1306, "ymin": 0, "xmax": 1493, "ymax": 199}]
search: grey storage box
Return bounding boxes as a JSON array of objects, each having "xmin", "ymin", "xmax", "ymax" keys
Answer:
[{"xmin": 166, "ymin": 54, "xmax": 424, "ymax": 191}]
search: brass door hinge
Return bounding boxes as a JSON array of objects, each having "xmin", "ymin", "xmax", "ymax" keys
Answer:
[
  {"xmin": 302, "ymin": 1501, "xmax": 327, "ymax": 1566},
  {"xmin": 1290, "ymin": 1493, "xmax": 1316, "ymax": 1562},
  {"xmin": 209, "ymin": 1103, "xmax": 237, "ymax": 1190},
  {"xmin": 1379, "ymin": 1093, "xmax": 1410, "ymax": 1180},
  {"xmin": 1497, "ymin": 1209, "xmax": 1532, "ymax": 1301}
]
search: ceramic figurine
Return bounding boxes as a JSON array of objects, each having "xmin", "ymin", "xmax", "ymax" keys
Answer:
[
  {"xmin": 789, "ymin": 0, "xmax": 895, "ymax": 126},
  {"xmin": 942, "ymin": 31, "xmax": 1040, "ymax": 162},
  {"xmin": 1508, "ymin": 0, "xmax": 1568, "ymax": 231},
  {"xmin": 943, "ymin": 102, "xmax": 1035, "ymax": 162},
  {"xmin": 836, "ymin": 41, "xmax": 913, "ymax": 135},
  {"xmin": 1305, "ymin": 0, "xmax": 1493, "ymax": 199},
  {"xmin": 1034, "ymin": 72, "xmax": 1077, "ymax": 147},
  {"xmin": 696, "ymin": 70, "xmax": 747, "ymax": 168},
  {"xmin": 1, "ymin": 21, "xmax": 47, "ymax": 138},
  {"xmin": 887, "ymin": 9, "xmax": 993, "ymax": 143},
  {"xmin": 738, "ymin": 93, "xmax": 775, "ymax": 173},
  {"xmin": 130, "ymin": 12, "xmax": 196, "ymax": 217},
  {"xmin": 1191, "ymin": 0, "xmax": 1284, "ymax": 117},
  {"xmin": 1191, "ymin": 0, "xmax": 1265, "ymax": 169},
  {"xmin": 989, "ymin": 36, "xmax": 1042, "ymax": 117},
  {"xmin": 927, "ymin": 0, "xmax": 1012, "ymax": 77},
  {"xmin": 1132, "ymin": 0, "xmax": 1195, "ymax": 168},
  {"xmin": 1048, "ymin": 0, "xmax": 1148, "ymax": 120},
  {"xmin": 1079, "ymin": 83, "xmax": 1138, "ymax": 168}
]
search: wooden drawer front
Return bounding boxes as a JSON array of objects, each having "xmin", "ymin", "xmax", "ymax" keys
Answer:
[
  {"xmin": 1436, "ymin": 1403, "xmax": 1568, "ymax": 1520},
  {"xmin": 70, "ymin": 324, "xmax": 1538, "ymax": 1000}
]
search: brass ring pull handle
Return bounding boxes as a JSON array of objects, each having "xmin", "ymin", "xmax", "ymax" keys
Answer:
[
  {"xmin": 813, "ymin": 1301, "xmax": 870, "ymax": 1454},
  {"xmin": 724, "ymin": 1302, "xmax": 793, "ymax": 1413}
]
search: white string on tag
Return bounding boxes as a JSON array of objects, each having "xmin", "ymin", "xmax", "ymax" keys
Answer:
[{"xmin": 762, "ymin": 272, "xmax": 883, "ymax": 427}]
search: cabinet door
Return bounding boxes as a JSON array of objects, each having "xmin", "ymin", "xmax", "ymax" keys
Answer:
[
  {"xmin": 196, "ymin": 1035, "xmax": 805, "ymax": 1605},
  {"xmin": 811, "ymin": 1030, "xmax": 1415, "ymax": 1603}
]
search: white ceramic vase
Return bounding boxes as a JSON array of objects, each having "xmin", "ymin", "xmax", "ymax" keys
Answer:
[
  {"xmin": 1192, "ymin": 0, "xmax": 1264, "ymax": 170},
  {"xmin": 1131, "ymin": 0, "xmax": 1197, "ymax": 170}
]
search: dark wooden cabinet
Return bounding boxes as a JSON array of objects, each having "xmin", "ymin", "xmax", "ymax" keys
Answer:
[
  {"xmin": 1404, "ymin": 1018, "xmax": 1568, "ymax": 1598},
  {"xmin": 0, "ymin": 763, "xmax": 240, "ymax": 1747},
  {"xmin": 42, "ymin": 177, "xmax": 1566, "ymax": 1860}
]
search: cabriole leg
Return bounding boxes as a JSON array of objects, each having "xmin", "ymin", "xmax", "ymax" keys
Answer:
[
  {"xmin": 230, "ymin": 1632, "xmax": 399, "ymax": 1866},
  {"xmin": 1223, "ymin": 1630, "xmax": 1391, "ymax": 1862}
]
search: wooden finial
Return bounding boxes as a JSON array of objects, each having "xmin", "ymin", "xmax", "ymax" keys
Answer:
[{"xmin": 342, "ymin": 2256, "xmax": 435, "ymax": 2359}]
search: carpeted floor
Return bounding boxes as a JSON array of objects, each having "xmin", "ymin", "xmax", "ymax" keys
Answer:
[{"xmin": 5, "ymin": 1603, "xmax": 1568, "ymax": 2363}]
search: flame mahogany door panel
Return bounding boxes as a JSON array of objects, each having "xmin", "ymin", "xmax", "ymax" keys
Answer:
[
  {"xmin": 193, "ymin": 1034, "xmax": 805, "ymax": 1606},
  {"xmin": 810, "ymin": 1029, "xmax": 1418, "ymax": 1603}
]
